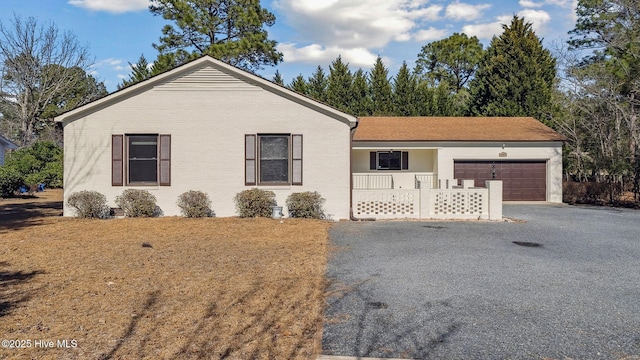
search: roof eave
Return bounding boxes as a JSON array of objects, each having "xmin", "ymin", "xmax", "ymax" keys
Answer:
[{"xmin": 54, "ymin": 56, "xmax": 357, "ymax": 127}]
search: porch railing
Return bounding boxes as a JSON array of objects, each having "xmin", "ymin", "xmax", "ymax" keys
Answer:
[
  {"xmin": 353, "ymin": 174, "xmax": 393, "ymax": 189},
  {"xmin": 415, "ymin": 174, "xmax": 437, "ymax": 189}
]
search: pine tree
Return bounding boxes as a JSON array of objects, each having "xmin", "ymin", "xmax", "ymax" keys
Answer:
[
  {"xmin": 415, "ymin": 33, "xmax": 483, "ymax": 92},
  {"xmin": 392, "ymin": 61, "xmax": 418, "ymax": 116},
  {"xmin": 326, "ymin": 56, "xmax": 353, "ymax": 112},
  {"xmin": 272, "ymin": 70, "xmax": 284, "ymax": 86},
  {"xmin": 119, "ymin": 54, "xmax": 154, "ymax": 89},
  {"xmin": 307, "ymin": 66, "xmax": 328, "ymax": 103},
  {"xmin": 148, "ymin": 0, "xmax": 283, "ymax": 73},
  {"xmin": 370, "ymin": 57, "xmax": 393, "ymax": 116},
  {"xmin": 468, "ymin": 16, "xmax": 556, "ymax": 118},
  {"xmin": 349, "ymin": 69, "xmax": 372, "ymax": 116},
  {"xmin": 288, "ymin": 74, "xmax": 308, "ymax": 95}
]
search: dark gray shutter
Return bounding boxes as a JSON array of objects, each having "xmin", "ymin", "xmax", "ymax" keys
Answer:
[
  {"xmin": 112, "ymin": 135, "xmax": 123, "ymax": 186},
  {"xmin": 402, "ymin": 151, "xmax": 409, "ymax": 170},
  {"xmin": 292, "ymin": 134, "xmax": 303, "ymax": 185},
  {"xmin": 159, "ymin": 135, "xmax": 171, "ymax": 186},
  {"xmin": 370, "ymin": 152, "xmax": 376, "ymax": 170},
  {"xmin": 245, "ymin": 134, "xmax": 256, "ymax": 185}
]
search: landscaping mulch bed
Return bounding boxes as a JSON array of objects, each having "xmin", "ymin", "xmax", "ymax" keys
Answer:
[{"xmin": 0, "ymin": 190, "xmax": 330, "ymax": 359}]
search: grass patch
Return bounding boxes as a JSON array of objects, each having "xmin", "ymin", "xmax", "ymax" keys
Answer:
[{"xmin": 0, "ymin": 190, "xmax": 330, "ymax": 359}]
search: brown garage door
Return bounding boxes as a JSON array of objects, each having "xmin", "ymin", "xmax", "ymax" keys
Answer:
[{"xmin": 454, "ymin": 161, "xmax": 547, "ymax": 201}]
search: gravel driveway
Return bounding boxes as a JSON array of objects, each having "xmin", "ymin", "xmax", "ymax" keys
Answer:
[{"xmin": 322, "ymin": 204, "xmax": 640, "ymax": 359}]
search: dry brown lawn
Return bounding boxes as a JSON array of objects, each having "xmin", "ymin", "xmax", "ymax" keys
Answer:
[{"xmin": 0, "ymin": 190, "xmax": 331, "ymax": 359}]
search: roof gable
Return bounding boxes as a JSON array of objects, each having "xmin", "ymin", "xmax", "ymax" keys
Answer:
[
  {"xmin": 353, "ymin": 117, "xmax": 566, "ymax": 142},
  {"xmin": 54, "ymin": 56, "xmax": 356, "ymax": 126}
]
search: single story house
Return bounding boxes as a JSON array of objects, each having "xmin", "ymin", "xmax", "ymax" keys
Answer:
[
  {"xmin": 55, "ymin": 56, "xmax": 357, "ymax": 219},
  {"xmin": 55, "ymin": 56, "xmax": 565, "ymax": 220},
  {"xmin": 0, "ymin": 134, "xmax": 18, "ymax": 166},
  {"xmin": 352, "ymin": 117, "xmax": 565, "ymax": 202}
]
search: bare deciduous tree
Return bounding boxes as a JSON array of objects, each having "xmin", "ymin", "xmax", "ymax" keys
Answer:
[{"xmin": 0, "ymin": 15, "xmax": 94, "ymax": 146}]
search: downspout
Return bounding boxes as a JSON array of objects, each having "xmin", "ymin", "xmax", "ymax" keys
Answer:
[{"xmin": 349, "ymin": 118, "xmax": 359, "ymax": 221}]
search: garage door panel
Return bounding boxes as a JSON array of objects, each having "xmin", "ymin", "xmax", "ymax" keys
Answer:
[{"xmin": 454, "ymin": 161, "xmax": 546, "ymax": 201}]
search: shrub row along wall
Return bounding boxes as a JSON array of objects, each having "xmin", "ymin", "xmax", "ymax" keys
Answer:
[{"xmin": 68, "ymin": 189, "xmax": 325, "ymax": 219}]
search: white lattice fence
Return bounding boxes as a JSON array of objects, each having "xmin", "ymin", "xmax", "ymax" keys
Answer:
[
  {"xmin": 427, "ymin": 189, "xmax": 488, "ymax": 219},
  {"xmin": 352, "ymin": 189, "xmax": 420, "ymax": 219}
]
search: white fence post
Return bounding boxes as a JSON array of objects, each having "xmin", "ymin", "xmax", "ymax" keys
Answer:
[
  {"xmin": 461, "ymin": 179, "xmax": 475, "ymax": 189},
  {"xmin": 486, "ymin": 180, "xmax": 503, "ymax": 221}
]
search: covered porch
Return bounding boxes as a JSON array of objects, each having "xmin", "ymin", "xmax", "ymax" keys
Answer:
[
  {"xmin": 352, "ymin": 148, "xmax": 439, "ymax": 190},
  {"xmin": 350, "ymin": 147, "xmax": 502, "ymax": 221}
]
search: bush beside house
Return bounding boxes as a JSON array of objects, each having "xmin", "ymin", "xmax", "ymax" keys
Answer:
[
  {"xmin": 234, "ymin": 188, "xmax": 276, "ymax": 218},
  {"xmin": 67, "ymin": 190, "xmax": 111, "ymax": 219},
  {"xmin": 115, "ymin": 189, "xmax": 160, "ymax": 218},
  {"xmin": 177, "ymin": 190, "xmax": 214, "ymax": 218},
  {"xmin": 286, "ymin": 192, "xmax": 325, "ymax": 219}
]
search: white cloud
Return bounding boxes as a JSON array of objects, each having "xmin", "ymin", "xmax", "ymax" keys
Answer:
[
  {"xmin": 274, "ymin": 0, "xmax": 444, "ymax": 65},
  {"xmin": 569, "ymin": 0, "xmax": 579, "ymax": 23},
  {"xmin": 518, "ymin": 9, "xmax": 552, "ymax": 31},
  {"xmin": 68, "ymin": 0, "xmax": 149, "ymax": 13},
  {"xmin": 462, "ymin": 8, "xmax": 552, "ymax": 40},
  {"xmin": 544, "ymin": 0, "xmax": 574, "ymax": 7},
  {"xmin": 445, "ymin": 1, "xmax": 491, "ymax": 21},
  {"xmin": 95, "ymin": 58, "xmax": 123, "ymax": 68},
  {"xmin": 278, "ymin": 43, "xmax": 378, "ymax": 69},
  {"xmin": 462, "ymin": 14, "xmax": 511, "ymax": 40},
  {"xmin": 414, "ymin": 27, "xmax": 449, "ymax": 42},
  {"xmin": 520, "ymin": 0, "xmax": 544, "ymax": 7}
]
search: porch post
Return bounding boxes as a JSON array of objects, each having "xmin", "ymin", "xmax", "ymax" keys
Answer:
[{"xmin": 486, "ymin": 180, "xmax": 503, "ymax": 221}]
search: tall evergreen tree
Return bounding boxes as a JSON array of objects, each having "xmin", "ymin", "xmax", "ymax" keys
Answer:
[
  {"xmin": 349, "ymin": 69, "xmax": 372, "ymax": 116},
  {"xmin": 468, "ymin": 16, "xmax": 556, "ymax": 118},
  {"xmin": 392, "ymin": 62, "xmax": 418, "ymax": 116},
  {"xmin": 326, "ymin": 56, "xmax": 353, "ymax": 112},
  {"xmin": 272, "ymin": 70, "xmax": 284, "ymax": 86},
  {"xmin": 370, "ymin": 56, "xmax": 393, "ymax": 116},
  {"xmin": 307, "ymin": 66, "xmax": 328, "ymax": 103},
  {"xmin": 288, "ymin": 74, "xmax": 308, "ymax": 95},
  {"xmin": 119, "ymin": 54, "xmax": 154, "ymax": 89},
  {"xmin": 148, "ymin": 0, "xmax": 283, "ymax": 73}
]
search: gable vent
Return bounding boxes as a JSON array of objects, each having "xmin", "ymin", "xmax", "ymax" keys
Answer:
[{"xmin": 155, "ymin": 67, "xmax": 259, "ymax": 92}]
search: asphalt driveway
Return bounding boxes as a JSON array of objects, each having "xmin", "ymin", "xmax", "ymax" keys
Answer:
[{"xmin": 322, "ymin": 204, "xmax": 640, "ymax": 359}]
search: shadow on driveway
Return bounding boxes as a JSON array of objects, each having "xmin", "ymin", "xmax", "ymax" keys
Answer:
[{"xmin": 323, "ymin": 204, "xmax": 640, "ymax": 359}]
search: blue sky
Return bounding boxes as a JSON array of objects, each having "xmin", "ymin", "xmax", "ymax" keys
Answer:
[{"xmin": 1, "ymin": 0, "xmax": 578, "ymax": 92}]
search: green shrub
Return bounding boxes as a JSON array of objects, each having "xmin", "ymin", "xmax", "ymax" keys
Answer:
[
  {"xmin": 286, "ymin": 191, "xmax": 325, "ymax": 219},
  {"xmin": 115, "ymin": 189, "xmax": 159, "ymax": 217},
  {"xmin": 67, "ymin": 190, "xmax": 111, "ymax": 219},
  {"xmin": 5, "ymin": 141, "xmax": 63, "ymax": 188},
  {"xmin": 177, "ymin": 190, "xmax": 213, "ymax": 218},
  {"xmin": 0, "ymin": 166, "xmax": 24, "ymax": 198},
  {"xmin": 234, "ymin": 188, "xmax": 276, "ymax": 218}
]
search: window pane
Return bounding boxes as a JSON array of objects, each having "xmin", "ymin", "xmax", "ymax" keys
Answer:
[
  {"xmin": 260, "ymin": 136, "xmax": 288, "ymax": 160},
  {"xmin": 260, "ymin": 159, "xmax": 288, "ymax": 182},
  {"xmin": 389, "ymin": 151, "xmax": 401, "ymax": 169},
  {"xmin": 129, "ymin": 136, "xmax": 158, "ymax": 159},
  {"xmin": 128, "ymin": 135, "xmax": 158, "ymax": 183},
  {"xmin": 260, "ymin": 136, "xmax": 289, "ymax": 183},
  {"xmin": 378, "ymin": 151, "xmax": 402, "ymax": 170},
  {"xmin": 378, "ymin": 152, "xmax": 390, "ymax": 169},
  {"xmin": 129, "ymin": 159, "xmax": 157, "ymax": 182}
]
